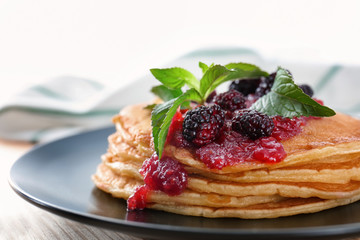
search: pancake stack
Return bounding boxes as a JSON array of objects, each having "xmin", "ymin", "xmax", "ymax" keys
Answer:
[{"xmin": 92, "ymin": 103, "xmax": 360, "ymax": 218}]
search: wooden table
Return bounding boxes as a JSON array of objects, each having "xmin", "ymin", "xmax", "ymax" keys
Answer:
[
  {"xmin": 1, "ymin": 140, "xmax": 360, "ymax": 240},
  {"xmin": 0, "ymin": 139, "xmax": 141, "ymax": 240}
]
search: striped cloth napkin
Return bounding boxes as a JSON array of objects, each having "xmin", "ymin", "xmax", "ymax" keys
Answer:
[
  {"xmin": 0, "ymin": 75, "xmax": 155, "ymax": 142},
  {"xmin": 0, "ymin": 48, "xmax": 358, "ymax": 142}
]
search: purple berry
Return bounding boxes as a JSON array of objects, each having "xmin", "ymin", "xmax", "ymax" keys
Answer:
[
  {"xmin": 183, "ymin": 105, "xmax": 225, "ymax": 146},
  {"xmin": 232, "ymin": 109, "xmax": 274, "ymax": 140}
]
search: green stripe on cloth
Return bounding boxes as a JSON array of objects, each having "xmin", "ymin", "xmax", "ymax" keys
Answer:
[
  {"xmin": 314, "ymin": 65, "xmax": 342, "ymax": 92},
  {"xmin": 31, "ymin": 86, "xmax": 71, "ymax": 100},
  {"xmin": 183, "ymin": 48, "xmax": 260, "ymax": 58},
  {"xmin": 0, "ymin": 106, "xmax": 119, "ymax": 117},
  {"xmin": 81, "ymin": 78, "xmax": 104, "ymax": 90},
  {"xmin": 30, "ymin": 127, "xmax": 52, "ymax": 143}
]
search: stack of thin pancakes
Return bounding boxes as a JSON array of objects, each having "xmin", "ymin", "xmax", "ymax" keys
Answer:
[{"xmin": 92, "ymin": 103, "xmax": 360, "ymax": 218}]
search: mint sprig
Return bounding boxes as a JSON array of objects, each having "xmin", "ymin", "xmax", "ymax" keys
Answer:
[
  {"xmin": 250, "ymin": 67, "xmax": 336, "ymax": 117},
  {"xmin": 150, "ymin": 62, "xmax": 267, "ymax": 158},
  {"xmin": 150, "ymin": 67, "xmax": 200, "ymax": 91},
  {"xmin": 151, "ymin": 89, "xmax": 202, "ymax": 158},
  {"xmin": 200, "ymin": 63, "xmax": 269, "ymax": 99},
  {"xmin": 199, "ymin": 61, "xmax": 213, "ymax": 74},
  {"xmin": 151, "ymin": 85, "xmax": 183, "ymax": 102}
]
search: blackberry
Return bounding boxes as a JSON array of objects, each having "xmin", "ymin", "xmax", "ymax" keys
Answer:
[
  {"xmin": 255, "ymin": 72, "xmax": 276, "ymax": 97},
  {"xmin": 232, "ymin": 109, "xmax": 274, "ymax": 140},
  {"xmin": 229, "ymin": 78, "xmax": 261, "ymax": 96},
  {"xmin": 298, "ymin": 84, "xmax": 314, "ymax": 97},
  {"xmin": 214, "ymin": 89, "xmax": 246, "ymax": 112},
  {"xmin": 183, "ymin": 105, "xmax": 225, "ymax": 146},
  {"xmin": 205, "ymin": 90, "xmax": 217, "ymax": 103}
]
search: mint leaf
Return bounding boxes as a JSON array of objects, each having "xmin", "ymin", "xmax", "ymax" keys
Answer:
[
  {"xmin": 150, "ymin": 67, "xmax": 199, "ymax": 91},
  {"xmin": 199, "ymin": 62, "xmax": 210, "ymax": 74},
  {"xmin": 225, "ymin": 62, "xmax": 269, "ymax": 76},
  {"xmin": 144, "ymin": 103, "xmax": 157, "ymax": 110},
  {"xmin": 151, "ymin": 85, "xmax": 183, "ymax": 102},
  {"xmin": 200, "ymin": 64, "xmax": 269, "ymax": 100},
  {"xmin": 251, "ymin": 67, "xmax": 336, "ymax": 118},
  {"xmin": 151, "ymin": 88, "xmax": 202, "ymax": 158},
  {"xmin": 199, "ymin": 65, "xmax": 230, "ymax": 98}
]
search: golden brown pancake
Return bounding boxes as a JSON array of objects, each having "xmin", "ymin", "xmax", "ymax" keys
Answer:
[
  {"xmin": 167, "ymin": 113, "xmax": 360, "ymax": 174},
  {"xmin": 101, "ymin": 156, "xmax": 360, "ymax": 200},
  {"xmin": 149, "ymin": 194, "xmax": 360, "ymax": 219},
  {"xmin": 187, "ymin": 176, "xmax": 360, "ymax": 199},
  {"xmin": 185, "ymin": 156, "xmax": 360, "ymax": 184},
  {"xmin": 93, "ymin": 162, "xmax": 360, "ymax": 219},
  {"xmin": 93, "ymin": 163, "xmax": 286, "ymax": 208},
  {"xmin": 92, "ymin": 103, "xmax": 360, "ymax": 218}
]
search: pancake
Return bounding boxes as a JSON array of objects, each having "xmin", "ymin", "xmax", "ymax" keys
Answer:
[
  {"xmin": 105, "ymin": 141, "xmax": 360, "ymax": 184},
  {"xmin": 185, "ymin": 156, "xmax": 360, "ymax": 184},
  {"xmin": 101, "ymin": 151, "xmax": 360, "ymax": 200},
  {"xmin": 168, "ymin": 113, "xmax": 360, "ymax": 174},
  {"xmin": 149, "ymin": 193, "xmax": 360, "ymax": 219},
  {"xmin": 187, "ymin": 176, "xmax": 360, "ymax": 199},
  {"xmin": 112, "ymin": 104, "xmax": 152, "ymax": 147},
  {"xmin": 92, "ymin": 103, "xmax": 360, "ymax": 218},
  {"xmin": 105, "ymin": 152, "xmax": 360, "ymax": 184},
  {"xmin": 93, "ymin": 163, "xmax": 285, "ymax": 208},
  {"xmin": 93, "ymin": 163, "xmax": 141, "ymax": 199},
  {"xmin": 107, "ymin": 132, "xmax": 152, "ymax": 164},
  {"xmin": 93, "ymin": 162, "xmax": 360, "ymax": 219}
]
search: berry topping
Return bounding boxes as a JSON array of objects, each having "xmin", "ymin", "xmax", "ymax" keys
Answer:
[
  {"xmin": 166, "ymin": 110, "xmax": 192, "ymax": 148},
  {"xmin": 214, "ymin": 89, "xmax": 246, "ymax": 112},
  {"xmin": 229, "ymin": 78, "xmax": 261, "ymax": 96},
  {"xmin": 127, "ymin": 185, "xmax": 149, "ymax": 210},
  {"xmin": 232, "ymin": 109, "xmax": 274, "ymax": 140},
  {"xmin": 205, "ymin": 90, "xmax": 217, "ymax": 103},
  {"xmin": 183, "ymin": 105, "xmax": 225, "ymax": 146},
  {"xmin": 255, "ymin": 72, "xmax": 276, "ymax": 97},
  {"xmin": 298, "ymin": 84, "xmax": 314, "ymax": 97},
  {"xmin": 252, "ymin": 137, "xmax": 286, "ymax": 163},
  {"xmin": 271, "ymin": 116, "xmax": 305, "ymax": 141},
  {"xmin": 196, "ymin": 131, "xmax": 286, "ymax": 169},
  {"xmin": 140, "ymin": 154, "xmax": 188, "ymax": 196}
]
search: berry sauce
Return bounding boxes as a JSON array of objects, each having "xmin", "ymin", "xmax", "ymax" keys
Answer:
[
  {"xmin": 127, "ymin": 153, "xmax": 188, "ymax": 210},
  {"xmin": 166, "ymin": 110, "xmax": 315, "ymax": 170},
  {"xmin": 271, "ymin": 116, "xmax": 306, "ymax": 141},
  {"xmin": 195, "ymin": 132, "xmax": 286, "ymax": 169},
  {"xmin": 140, "ymin": 155, "xmax": 188, "ymax": 196},
  {"xmin": 166, "ymin": 109, "xmax": 192, "ymax": 148},
  {"xmin": 127, "ymin": 185, "xmax": 149, "ymax": 210}
]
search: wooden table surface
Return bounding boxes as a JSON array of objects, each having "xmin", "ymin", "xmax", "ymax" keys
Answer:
[{"xmin": 0, "ymin": 139, "xmax": 142, "ymax": 240}]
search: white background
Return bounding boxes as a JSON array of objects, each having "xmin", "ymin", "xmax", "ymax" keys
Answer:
[{"xmin": 0, "ymin": 0, "xmax": 359, "ymax": 104}]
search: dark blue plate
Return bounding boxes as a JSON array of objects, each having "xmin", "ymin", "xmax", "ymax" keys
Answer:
[{"xmin": 9, "ymin": 126, "xmax": 360, "ymax": 240}]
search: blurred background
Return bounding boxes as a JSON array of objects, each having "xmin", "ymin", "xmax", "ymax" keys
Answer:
[{"xmin": 0, "ymin": 0, "xmax": 359, "ymax": 105}]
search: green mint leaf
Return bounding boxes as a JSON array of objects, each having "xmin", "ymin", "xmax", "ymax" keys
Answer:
[
  {"xmin": 250, "ymin": 67, "xmax": 336, "ymax": 118},
  {"xmin": 223, "ymin": 67, "xmax": 269, "ymax": 83},
  {"xmin": 200, "ymin": 64, "xmax": 269, "ymax": 100},
  {"xmin": 144, "ymin": 103, "xmax": 157, "ymax": 110},
  {"xmin": 151, "ymin": 88, "xmax": 202, "ymax": 158},
  {"xmin": 151, "ymin": 85, "xmax": 183, "ymax": 102},
  {"xmin": 150, "ymin": 67, "xmax": 199, "ymax": 91},
  {"xmin": 225, "ymin": 62, "xmax": 269, "ymax": 76},
  {"xmin": 199, "ymin": 62, "xmax": 209, "ymax": 74},
  {"xmin": 199, "ymin": 65, "xmax": 230, "ymax": 98}
]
